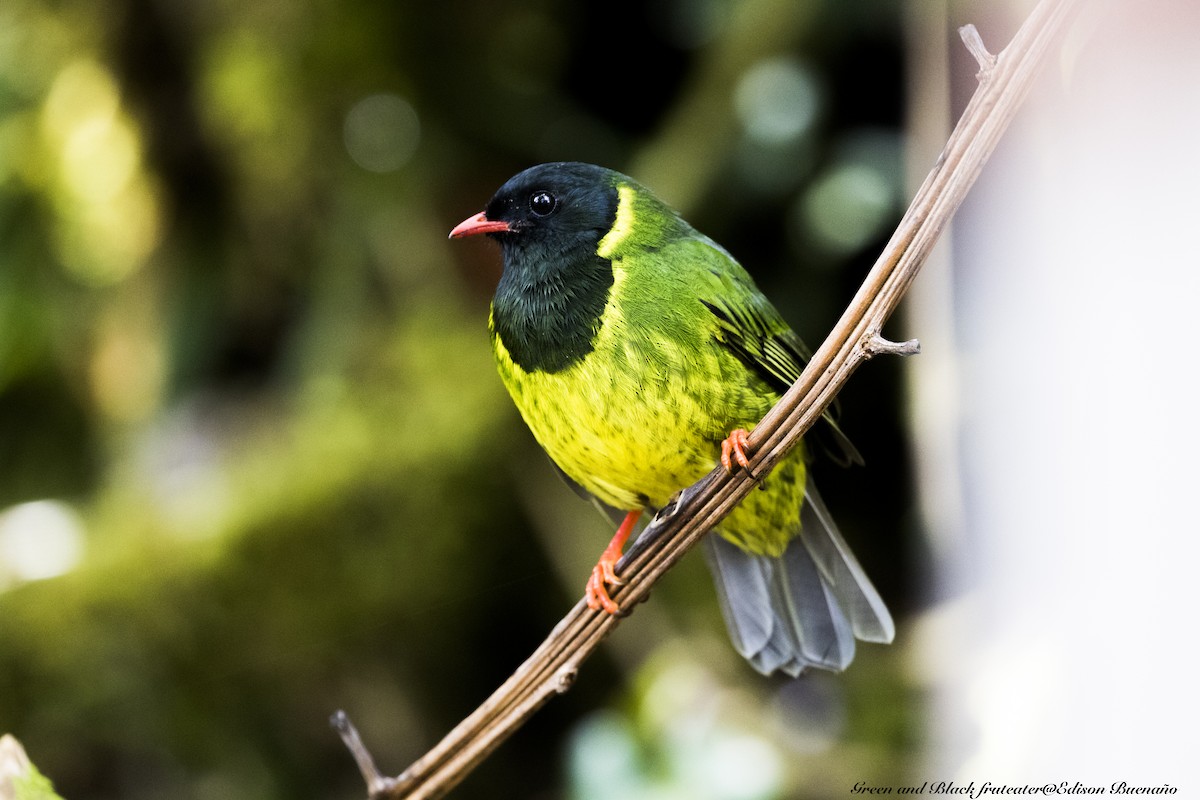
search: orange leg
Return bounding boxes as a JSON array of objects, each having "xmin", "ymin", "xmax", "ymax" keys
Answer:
[
  {"xmin": 720, "ymin": 428, "xmax": 753, "ymax": 474},
  {"xmin": 586, "ymin": 509, "xmax": 642, "ymax": 614}
]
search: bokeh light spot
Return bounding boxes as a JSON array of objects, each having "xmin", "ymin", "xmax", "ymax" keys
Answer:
[
  {"xmin": 344, "ymin": 94, "xmax": 420, "ymax": 173},
  {"xmin": 39, "ymin": 58, "xmax": 160, "ymax": 286},
  {"xmin": 797, "ymin": 161, "xmax": 895, "ymax": 255},
  {"xmin": 0, "ymin": 500, "xmax": 86, "ymax": 588},
  {"xmin": 700, "ymin": 732, "xmax": 784, "ymax": 800},
  {"xmin": 90, "ymin": 313, "xmax": 165, "ymax": 422},
  {"xmin": 734, "ymin": 57, "xmax": 820, "ymax": 145},
  {"xmin": 61, "ymin": 113, "xmax": 139, "ymax": 202},
  {"xmin": 40, "ymin": 59, "xmax": 120, "ymax": 143}
]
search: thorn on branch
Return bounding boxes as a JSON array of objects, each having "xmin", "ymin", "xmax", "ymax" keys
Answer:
[
  {"xmin": 862, "ymin": 331, "xmax": 921, "ymax": 359},
  {"xmin": 331, "ymin": 710, "xmax": 395, "ymax": 798},
  {"xmin": 959, "ymin": 24, "xmax": 997, "ymax": 79}
]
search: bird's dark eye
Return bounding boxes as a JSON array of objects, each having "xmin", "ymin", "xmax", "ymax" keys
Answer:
[{"xmin": 529, "ymin": 191, "xmax": 557, "ymax": 217}]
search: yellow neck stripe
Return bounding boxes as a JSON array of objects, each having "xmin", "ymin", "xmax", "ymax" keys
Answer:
[{"xmin": 597, "ymin": 184, "xmax": 636, "ymax": 258}]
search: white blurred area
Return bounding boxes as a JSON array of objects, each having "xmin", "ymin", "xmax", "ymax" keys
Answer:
[
  {"xmin": 914, "ymin": 0, "xmax": 1200, "ymax": 788},
  {"xmin": 0, "ymin": 500, "xmax": 86, "ymax": 589}
]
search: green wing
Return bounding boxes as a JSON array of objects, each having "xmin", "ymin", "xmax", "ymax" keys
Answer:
[{"xmin": 693, "ymin": 240, "xmax": 862, "ymax": 467}]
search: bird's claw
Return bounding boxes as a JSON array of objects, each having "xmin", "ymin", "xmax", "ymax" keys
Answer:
[
  {"xmin": 586, "ymin": 562, "xmax": 621, "ymax": 614},
  {"xmin": 585, "ymin": 509, "xmax": 640, "ymax": 615},
  {"xmin": 720, "ymin": 428, "xmax": 755, "ymax": 476},
  {"xmin": 599, "ymin": 558, "xmax": 624, "ymax": 586}
]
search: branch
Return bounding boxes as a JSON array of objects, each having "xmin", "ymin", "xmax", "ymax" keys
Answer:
[{"xmin": 336, "ymin": 1, "xmax": 1082, "ymax": 797}]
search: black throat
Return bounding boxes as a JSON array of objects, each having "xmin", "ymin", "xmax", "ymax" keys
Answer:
[{"xmin": 491, "ymin": 243, "xmax": 614, "ymax": 374}]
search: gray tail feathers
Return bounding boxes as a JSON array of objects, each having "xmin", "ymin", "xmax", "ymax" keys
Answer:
[{"xmin": 701, "ymin": 477, "xmax": 894, "ymax": 677}]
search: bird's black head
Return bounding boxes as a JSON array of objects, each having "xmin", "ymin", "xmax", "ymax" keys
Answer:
[
  {"xmin": 449, "ymin": 162, "xmax": 624, "ymax": 374},
  {"xmin": 450, "ymin": 162, "xmax": 620, "ymax": 263}
]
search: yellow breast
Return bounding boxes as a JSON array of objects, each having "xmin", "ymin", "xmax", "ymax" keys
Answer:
[{"xmin": 492, "ymin": 313, "xmax": 720, "ymax": 511}]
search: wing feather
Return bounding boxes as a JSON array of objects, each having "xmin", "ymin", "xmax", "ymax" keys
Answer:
[{"xmin": 692, "ymin": 242, "xmax": 861, "ymax": 466}]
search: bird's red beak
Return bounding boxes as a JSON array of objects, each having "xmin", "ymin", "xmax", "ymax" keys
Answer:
[{"xmin": 449, "ymin": 212, "xmax": 511, "ymax": 239}]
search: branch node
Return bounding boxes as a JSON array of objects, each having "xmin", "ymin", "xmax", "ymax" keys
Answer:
[
  {"xmin": 331, "ymin": 710, "xmax": 394, "ymax": 798},
  {"xmin": 554, "ymin": 666, "xmax": 578, "ymax": 693},
  {"xmin": 623, "ymin": 481, "xmax": 706, "ymax": 564},
  {"xmin": 959, "ymin": 24, "xmax": 997, "ymax": 79},
  {"xmin": 862, "ymin": 331, "xmax": 921, "ymax": 359}
]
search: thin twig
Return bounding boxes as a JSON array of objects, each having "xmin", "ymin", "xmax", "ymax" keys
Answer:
[
  {"xmin": 331, "ymin": 712, "xmax": 392, "ymax": 796},
  {"xmin": 336, "ymin": 1, "xmax": 1082, "ymax": 797}
]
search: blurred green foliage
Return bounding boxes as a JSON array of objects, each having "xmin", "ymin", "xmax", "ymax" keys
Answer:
[
  {"xmin": 2, "ymin": 734, "xmax": 66, "ymax": 800},
  {"xmin": 1, "ymin": 0, "xmax": 921, "ymax": 797}
]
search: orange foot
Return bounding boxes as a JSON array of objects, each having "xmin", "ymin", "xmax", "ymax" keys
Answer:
[
  {"xmin": 585, "ymin": 509, "xmax": 642, "ymax": 614},
  {"xmin": 720, "ymin": 428, "xmax": 755, "ymax": 475}
]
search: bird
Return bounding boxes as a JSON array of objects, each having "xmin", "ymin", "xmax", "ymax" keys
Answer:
[{"xmin": 450, "ymin": 162, "xmax": 893, "ymax": 676}]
